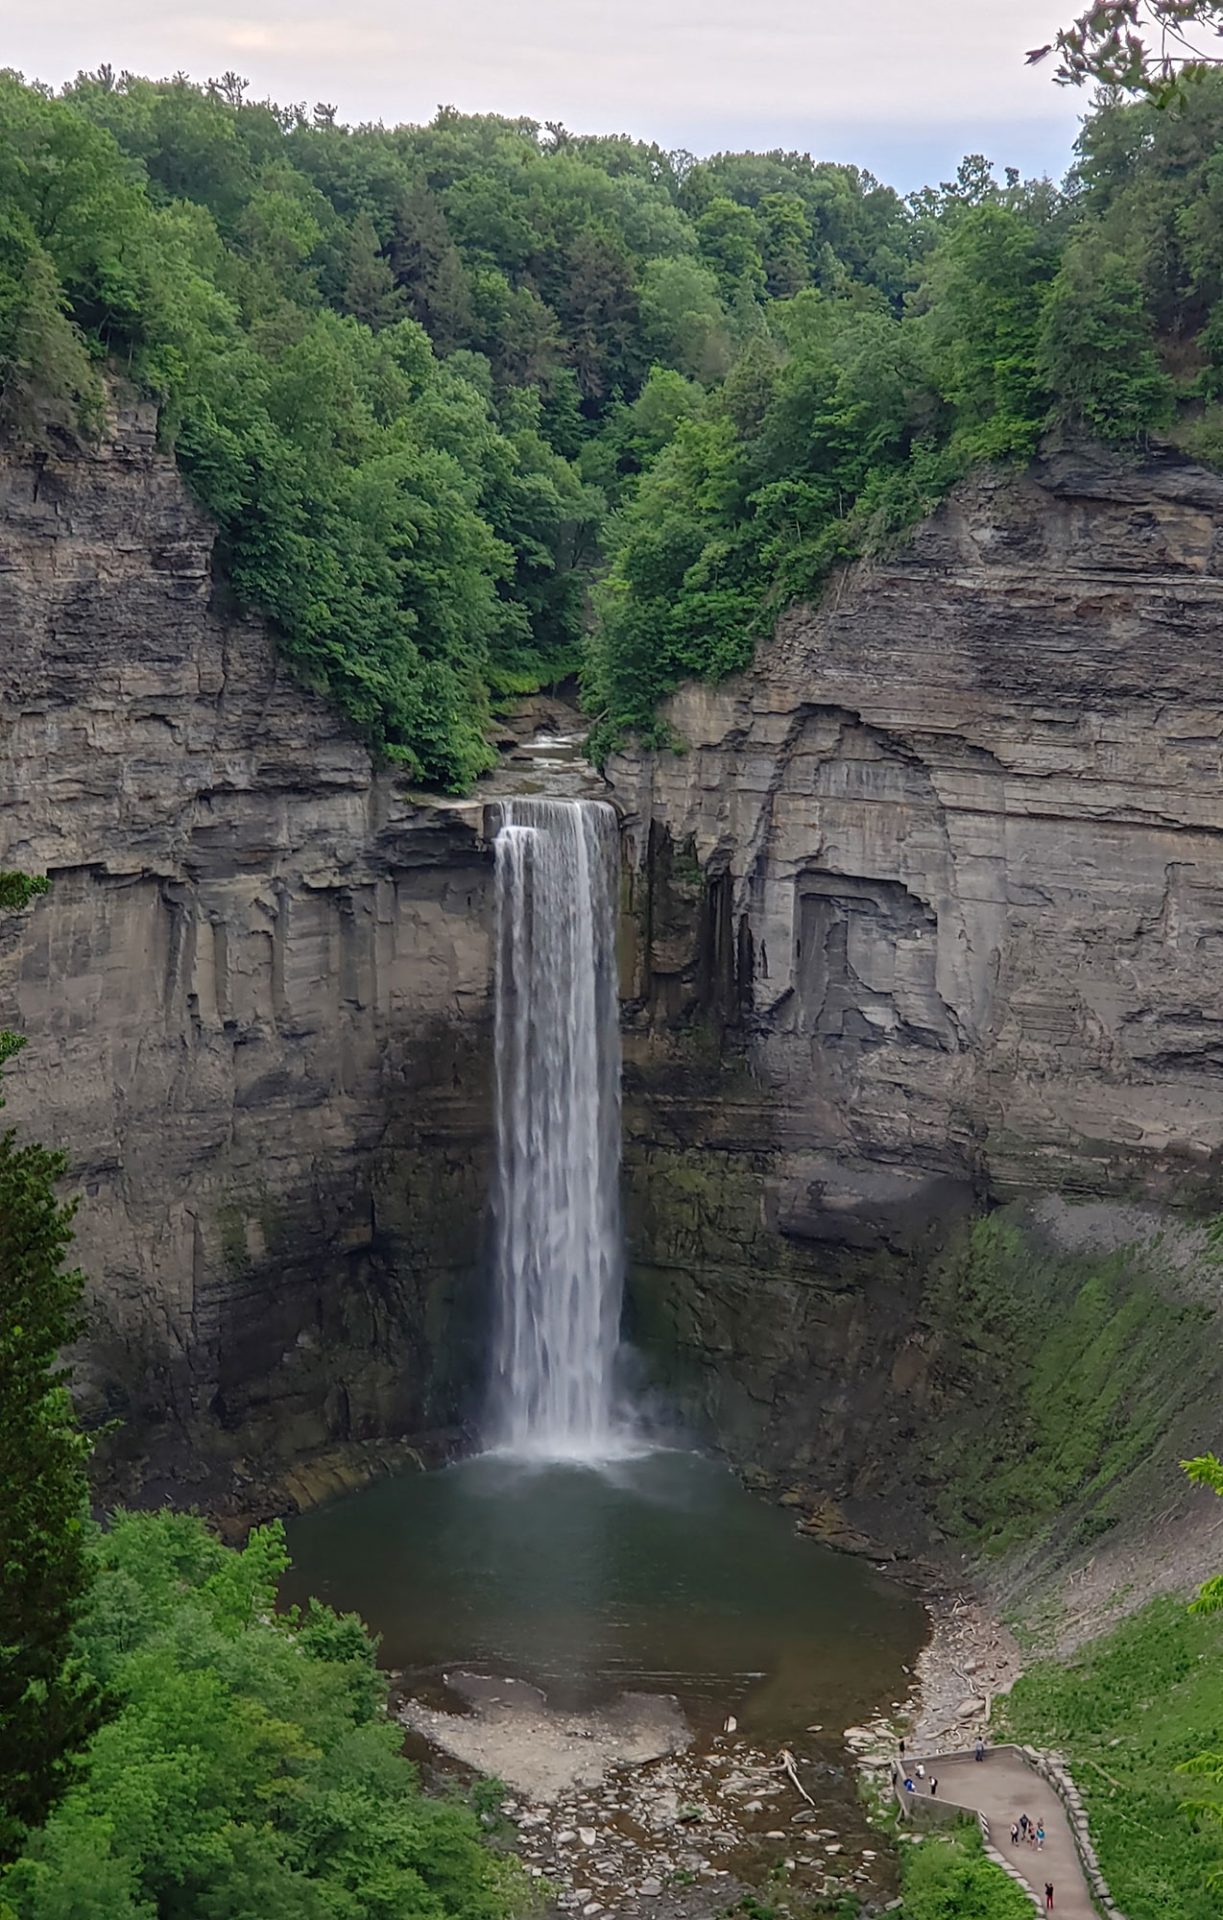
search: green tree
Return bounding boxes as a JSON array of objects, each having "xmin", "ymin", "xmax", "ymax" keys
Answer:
[
  {"xmin": 386, "ymin": 185, "xmax": 473, "ymax": 354},
  {"xmin": 0, "ymin": 873, "xmax": 102, "ymax": 1863},
  {"xmin": 0, "ymin": 234, "xmax": 102, "ymax": 441},
  {"xmin": 1039, "ymin": 233, "xmax": 1174, "ymax": 441},
  {"xmin": 637, "ymin": 256, "xmax": 730, "ymax": 382},
  {"xmin": 1166, "ymin": 1453, "xmax": 1223, "ymax": 1892},
  {"xmin": 900, "ymin": 1824, "xmax": 1033, "ymax": 1917},
  {"xmin": 552, "ymin": 228, "xmax": 642, "ymax": 403},
  {"xmin": 916, "ymin": 203, "xmax": 1058, "ymax": 460},
  {"xmin": 467, "ymin": 267, "xmax": 559, "ymax": 386},
  {"xmin": 0, "ymin": 1512, "xmax": 523, "ymax": 1919},
  {"xmin": 18, "ymin": 65, "xmax": 1223, "ymax": 778},
  {"xmin": 337, "ymin": 212, "xmax": 406, "ymax": 331},
  {"xmin": 756, "ymin": 193, "xmax": 812, "ymax": 299},
  {"xmin": 1183, "ymin": 1452, "xmax": 1223, "ymax": 1612},
  {"xmin": 622, "ymin": 365, "xmax": 704, "ymax": 466},
  {"xmin": 695, "ymin": 196, "xmax": 765, "ymax": 302}
]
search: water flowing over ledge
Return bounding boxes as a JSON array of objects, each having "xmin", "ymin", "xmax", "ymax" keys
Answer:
[{"xmin": 488, "ymin": 797, "xmax": 631, "ymax": 1461}]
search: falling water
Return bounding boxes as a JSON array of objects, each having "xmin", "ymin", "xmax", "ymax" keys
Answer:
[{"xmin": 489, "ymin": 797, "xmax": 625, "ymax": 1458}]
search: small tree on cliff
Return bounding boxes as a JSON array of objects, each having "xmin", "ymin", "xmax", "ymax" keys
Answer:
[
  {"xmin": 1037, "ymin": 233, "xmax": 1174, "ymax": 444},
  {"xmin": 0, "ymin": 872, "xmax": 102, "ymax": 1860},
  {"xmin": 1182, "ymin": 1451, "xmax": 1223, "ymax": 1618},
  {"xmin": 1173, "ymin": 1451, "xmax": 1223, "ymax": 1888}
]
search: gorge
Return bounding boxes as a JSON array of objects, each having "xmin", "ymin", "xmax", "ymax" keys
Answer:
[
  {"xmin": 8, "ymin": 48, "xmax": 1223, "ymax": 1920},
  {"xmin": 2, "ymin": 414, "xmax": 1219, "ymax": 1579},
  {"xmin": 4, "ymin": 379, "xmax": 1223, "ymax": 1920}
]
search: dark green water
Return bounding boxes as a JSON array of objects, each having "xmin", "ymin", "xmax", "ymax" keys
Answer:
[{"xmin": 282, "ymin": 1449, "xmax": 923, "ymax": 1744}]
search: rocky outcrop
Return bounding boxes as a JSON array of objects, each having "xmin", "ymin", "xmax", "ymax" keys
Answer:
[
  {"xmin": 609, "ymin": 449, "xmax": 1223, "ymax": 1516},
  {"xmin": 0, "ymin": 406, "xmax": 496, "ymax": 1503}
]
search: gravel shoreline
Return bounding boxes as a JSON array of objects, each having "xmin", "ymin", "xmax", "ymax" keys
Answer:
[
  {"xmin": 910, "ymin": 1589, "xmax": 1023, "ymax": 1752},
  {"xmin": 394, "ymin": 1668, "xmax": 905, "ymax": 1915}
]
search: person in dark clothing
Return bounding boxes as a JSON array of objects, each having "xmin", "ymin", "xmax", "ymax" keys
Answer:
[
  {"xmin": 899, "ymin": 1738, "xmax": 905, "ymax": 1758},
  {"xmin": 930, "ymin": 1777, "xmax": 938, "ymax": 1796},
  {"xmin": 1019, "ymin": 1814, "xmax": 1030, "ymax": 1838},
  {"xmin": 974, "ymin": 1736, "xmax": 985, "ymax": 1761},
  {"xmin": 1010, "ymin": 1823, "xmax": 1020, "ymax": 1846},
  {"xmin": 1045, "ymin": 1883, "xmax": 1054, "ymax": 1912}
]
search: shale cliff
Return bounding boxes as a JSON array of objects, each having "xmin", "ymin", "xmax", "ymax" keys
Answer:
[
  {"xmin": 0, "ymin": 406, "xmax": 495, "ymax": 1503},
  {"xmin": 609, "ymin": 448, "xmax": 1223, "ymax": 1545},
  {"xmin": 4, "ymin": 419, "xmax": 1221, "ymax": 1557}
]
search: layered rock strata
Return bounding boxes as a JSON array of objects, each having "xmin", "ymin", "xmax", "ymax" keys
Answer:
[
  {"xmin": 609, "ymin": 450, "xmax": 1223, "ymax": 1513},
  {"xmin": 5, "ymin": 417, "xmax": 1222, "ymax": 1541},
  {"xmin": 0, "ymin": 407, "xmax": 495, "ymax": 1501}
]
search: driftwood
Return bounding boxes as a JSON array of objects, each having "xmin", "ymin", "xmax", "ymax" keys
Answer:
[{"xmin": 776, "ymin": 1748, "xmax": 817, "ymax": 1809}]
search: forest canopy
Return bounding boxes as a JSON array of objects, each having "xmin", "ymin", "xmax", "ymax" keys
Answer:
[
  {"xmin": 2, "ymin": 68, "xmax": 1223, "ymax": 774},
  {"xmin": 0, "ymin": 1509, "xmax": 524, "ymax": 1920}
]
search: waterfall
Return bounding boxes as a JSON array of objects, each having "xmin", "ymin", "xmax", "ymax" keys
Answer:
[{"xmin": 489, "ymin": 797, "xmax": 625, "ymax": 1459}]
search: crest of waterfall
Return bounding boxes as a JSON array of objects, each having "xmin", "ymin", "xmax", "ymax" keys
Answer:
[{"xmin": 489, "ymin": 797, "xmax": 626, "ymax": 1458}]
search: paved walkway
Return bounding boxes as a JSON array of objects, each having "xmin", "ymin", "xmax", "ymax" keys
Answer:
[{"xmin": 907, "ymin": 1750, "xmax": 1096, "ymax": 1918}]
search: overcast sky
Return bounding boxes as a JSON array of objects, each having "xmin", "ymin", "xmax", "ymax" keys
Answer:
[{"xmin": 8, "ymin": 1, "xmax": 1087, "ymax": 190}]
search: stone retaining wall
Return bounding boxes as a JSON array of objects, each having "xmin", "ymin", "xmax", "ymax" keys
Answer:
[{"xmin": 1020, "ymin": 1744, "xmax": 1129, "ymax": 1920}]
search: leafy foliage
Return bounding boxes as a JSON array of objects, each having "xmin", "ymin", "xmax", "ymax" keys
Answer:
[
  {"xmin": 918, "ymin": 1215, "xmax": 1213, "ymax": 1557},
  {"xmin": 0, "ymin": 874, "xmax": 49, "ymax": 915},
  {"xmin": 1027, "ymin": 1, "xmax": 1223, "ymax": 95},
  {"xmin": 589, "ymin": 82, "xmax": 1223, "ymax": 746},
  {"xmin": 1039, "ymin": 232, "xmax": 1174, "ymax": 439},
  {"xmin": 0, "ymin": 875, "xmax": 101, "ymax": 1862},
  {"xmin": 0, "ymin": 1511, "xmax": 524, "ymax": 1920},
  {"xmin": 2, "ymin": 69, "xmax": 1222, "ymax": 770},
  {"xmin": 0, "ymin": 72, "xmax": 913, "ymax": 774},
  {"xmin": 585, "ymin": 186, "xmax": 1060, "ymax": 751},
  {"xmin": 0, "ymin": 76, "xmax": 613, "ymax": 787},
  {"xmin": 1171, "ymin": 1449, "xmax": 1223, "ymax": 1888},
  {"xmin": 1183, "ymin": 1453, "xmax": 1223, "ymax": 1618},
  {"xmin": 997, "ymin": 1596, "xmax": 1223, "ymax": 1917},
  {"xmin": 898, "ymin": 1821, "xmax": 1032, "ymax": 1919}
]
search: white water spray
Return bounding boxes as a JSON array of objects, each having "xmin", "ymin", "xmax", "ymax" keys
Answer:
[{"xmin": 489, "ymin": 798, "xmax": 626, "ymax": 1459}]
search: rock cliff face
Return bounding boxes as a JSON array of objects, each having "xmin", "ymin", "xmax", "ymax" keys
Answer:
[
  {"xmin": 0, "ymin": 408, "xmax": 496, "ymax": 1504},
  {"xmin": 4, "ymin": 418, "xmax": 1221, "ymax": 1542},
  {"xmin": 608, "ymin": 450, "xmax": 1223, "ymax": 1514}
]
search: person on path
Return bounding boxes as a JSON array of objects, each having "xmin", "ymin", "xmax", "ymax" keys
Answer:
[
  {"xmin": 903, "ymin": 1777, "xmax": 914, "ymax": 1793},
  {"xmin": 1045, "ymin": 1883, "xmax": 1054, "ymax": 1912},
  {"xmin": 1036, "ymin": 1821, "xmax": 1045, "ymax": 1850},
  {"xmin": 1019, "ymin": 1814, "xmax": 1030, "ymax": 1839},
  {"xmin": 975, "ymin": 1737, "xmax": 985, "ymax": 1762},
  {"xmin": 930, "ymin": 1777, "xmax": 938, "ymax": 1797},
  {"xmin": 1011, "ymin": 1823, "xmax": 1020, "ymax": 1847}
]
